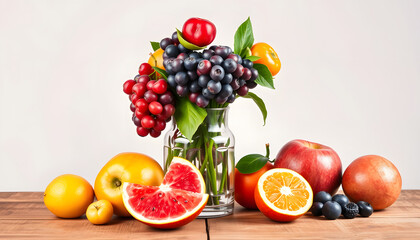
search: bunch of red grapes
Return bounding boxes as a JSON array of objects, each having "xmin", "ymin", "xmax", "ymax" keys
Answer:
[{"xmin": 123, "ymin": 63, "xmax": 175, "ymax": 138}]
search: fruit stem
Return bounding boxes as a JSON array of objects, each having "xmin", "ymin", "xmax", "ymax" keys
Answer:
[
  {"xmin": 112, "ymin": 178, "xmax": 122, "ymax": 188},
  {"xmin": 265, "ymin": 143, "xmax": 270, "ymax": 158},
  {"xmin": 206, "ymin": 139, "xmax": 219, "ymax": 205}
]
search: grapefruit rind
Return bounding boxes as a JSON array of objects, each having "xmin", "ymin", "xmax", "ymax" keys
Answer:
[{"xmin": 257, "ymin": 168, "xmax": 313, "ymax": 216}]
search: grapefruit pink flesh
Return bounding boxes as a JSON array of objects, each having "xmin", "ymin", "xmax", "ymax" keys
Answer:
[{"xmin": 122, "ymin": 157, "xmax": 208, "ymax": 229}]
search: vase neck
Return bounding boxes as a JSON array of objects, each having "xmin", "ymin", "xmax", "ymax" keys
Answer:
[{"xmin": 205, "ymin": 107, "xmax": 229, "ymax": 129}]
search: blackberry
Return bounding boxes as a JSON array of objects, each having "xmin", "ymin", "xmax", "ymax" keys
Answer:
[{"xmin": 342, "ymin": 202, "xmax": 359, "ymax": 219}]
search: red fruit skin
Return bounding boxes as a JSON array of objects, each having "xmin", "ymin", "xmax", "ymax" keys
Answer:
[
  {"xmin": 149, "ymin": 129, "xmax": 161, "ymax": 138},
  {"xmin": 132, "ymin": 83, "xmax": 147, "ymax": 98},
  {"xmin": 141, "ymin": 115, "xmax": 155, "ymax": 129},
  {"xmin": 137, "ymin": 75, "xmax": 150, "ymax": 85},
  {"xmin": 235, "ymin": 162, "xmax": 273, "ymax": 209},
  {"xmin": 274, "ymin": 139, "xmax": 342, "ymax": 196},
  {"xmin": 153, "ymin": 119, "xmax": 166, "ymax": 132},
  {"xmin": 149, "ymin": 101, "xmax": 163, "ymax": 115},
  {"xmin": 136, "ymin": 126, "xmax": 149, "ymax": 137},
  {"xmin": 163, "ymin": 104, "xmax": 175, "ymax": 118},
  {"xmin": 182, "ymin": 18, "xmax": 216, "ymax": 47},
  {"xmin": 146, "ymin": 80, "xmax": 156, "ymax": 90},
  {"xmin": 342, "ymin": 155, "xmax": 402, "ymax": 210},
  {"xmin": 135, "ymin": 99, "xmax": 149, "ymax": 114},
  {"xmin": 152, "ymin": 79, "xmax": 168, "ymax": 94},
  {"xmin": 144, "ymin": 90, "xmax": 158, "ymax": 103},
  {"xmin": 139, "ymin": 63, "xmax": 154, "ymax": 76},
  {"xmin": 130, "ymin": 94, "xmax": 140, "ymax": 104},
  {"xmin": 188, "ymin": 93, "xmax": 199, "ymax": 103},
  {"xmin": 123, "ymin": 80, "xmax": 136, "ymax": 94},
  {"xmin": 135, "ymin": 108, "xmax": 148, "ymax": 120}
]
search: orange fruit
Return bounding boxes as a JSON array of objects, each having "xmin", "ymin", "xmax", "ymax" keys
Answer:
[
  {"xmin": 251, "ymin": 42, "xmax": 281, "ymax": 76},
  {"xmin": 234, "ymin": 162, "xmax": 273, "ymax": 209},
  {"xmin": 122, "ymin": 157, "xmax": 208, "ymax": 229},
  {"xmin": 44, "ymin": 174, "xmax": 94, "ymax": 218},
  {"xmin": 94, "ymin": 152, "xmax": 164, "ymax": 216},
  {"xmin": 148, "ymin": 48, "xmax": 165, "ymax": 70},
  {"xmin": 254, "ymin": 168, "xmax": 313, "ymax": 222},
  {"xmin": 86, "ymin": 200, "xmax": 114, "ymax": 225}
]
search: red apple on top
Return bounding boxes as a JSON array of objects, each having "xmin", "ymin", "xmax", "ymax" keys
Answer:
[
  {"xmin": 274, "ymin": 139, "xmax": 342, "ymax": 196},
  {"xmin": 182, "ymin": 18, "xmax": 216, "ymax": 47}
]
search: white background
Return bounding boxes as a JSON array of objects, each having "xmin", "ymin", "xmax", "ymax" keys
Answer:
[{"xmin": 1, "ymin": 0, "xmax": 419, "ymax": 191}]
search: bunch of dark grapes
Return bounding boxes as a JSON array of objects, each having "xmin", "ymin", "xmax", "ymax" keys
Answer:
[
  {"xmin": 123, "ymin": 63, "xmax": 175, "ymax": 138},
  {"xmin": 159, "ymin": 32, "xmax": 258, "ymax": 108}
]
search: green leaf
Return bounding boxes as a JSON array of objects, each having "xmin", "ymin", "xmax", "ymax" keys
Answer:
[
  {"xmin": 246, "ymin": 55, "xmax": 261, "ymax": 62},
  {"xmin": 242, "ymin": 92, "xmax": 268, "ymax": 125},
  {"xmin": 150, "ymin": 41, "xmax": 160, "ymax": 51},
  {"xmin": 236, "ymin": 154, "xmax": 269, "ymax": 174},
  {"xmin": 234, "ymin": 17, "xmax": 254, "ymax": 58},
  {"xmin": 152, "ymin": 67, "xmax": 168, "ymax": 80},
  {"xmin": 244, "ymin": 47, "xmax": 252, "ymax": 58},
  {"xmin": 253, "ymin": 63, "xmax": 275, "ymax": 89},
  {"xmin": 174, "ymin": 98, "xmax": 207, "ymax": 140},
  {"xmin": 176, "ymin": 29, "xmax": 207, "ymax": 50}
]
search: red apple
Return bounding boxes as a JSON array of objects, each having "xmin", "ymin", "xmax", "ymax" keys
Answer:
[
  {"xmin": 342, "ymin": 155, "xmax": 401, "ymax": 210},
  {"xmin": 274, "ymin": 139, "xmax": 342, "ymax": 195},
  {"xmin": 182, "ymin": 18, "xmax": 216, "ymax": 47}
]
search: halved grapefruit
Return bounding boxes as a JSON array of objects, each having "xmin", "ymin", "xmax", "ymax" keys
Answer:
[
  {"xmin": 254, "ymin": 168, "xmax": 313, "ymax": 222},
  {"xmin": 122, "ymin": 157, "xmax": 208, "ymax": 229}
]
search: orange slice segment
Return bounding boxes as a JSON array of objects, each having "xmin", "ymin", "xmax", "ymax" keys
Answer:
[{"xmin": 255, "ymin": 168, "xmax": 313, "ymax": 222}]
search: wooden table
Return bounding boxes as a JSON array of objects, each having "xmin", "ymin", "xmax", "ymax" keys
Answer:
[{"xmin": 1, "ymin": 191, "xmax": 419, "ymax": 239}]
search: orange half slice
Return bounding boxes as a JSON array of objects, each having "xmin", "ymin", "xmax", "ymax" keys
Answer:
[{"xmin": 255, "ymin": 168, "xmax": 313, "ymax": 222}]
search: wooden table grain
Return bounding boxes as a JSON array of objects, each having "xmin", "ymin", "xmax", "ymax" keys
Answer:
[{"xmin": 1, "ymin": 191, "xmax": 420, "ymax": 239}]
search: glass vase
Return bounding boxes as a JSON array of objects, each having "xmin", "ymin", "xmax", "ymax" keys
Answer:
[{"xmin": 163, "ymin": 107, "xmax": 235, "ymax": 218}]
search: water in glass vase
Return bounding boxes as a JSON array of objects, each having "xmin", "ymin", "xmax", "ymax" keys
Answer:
[{"xmin": 164, "ymin": 107, "xmax": 235, "ymax": 218}]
